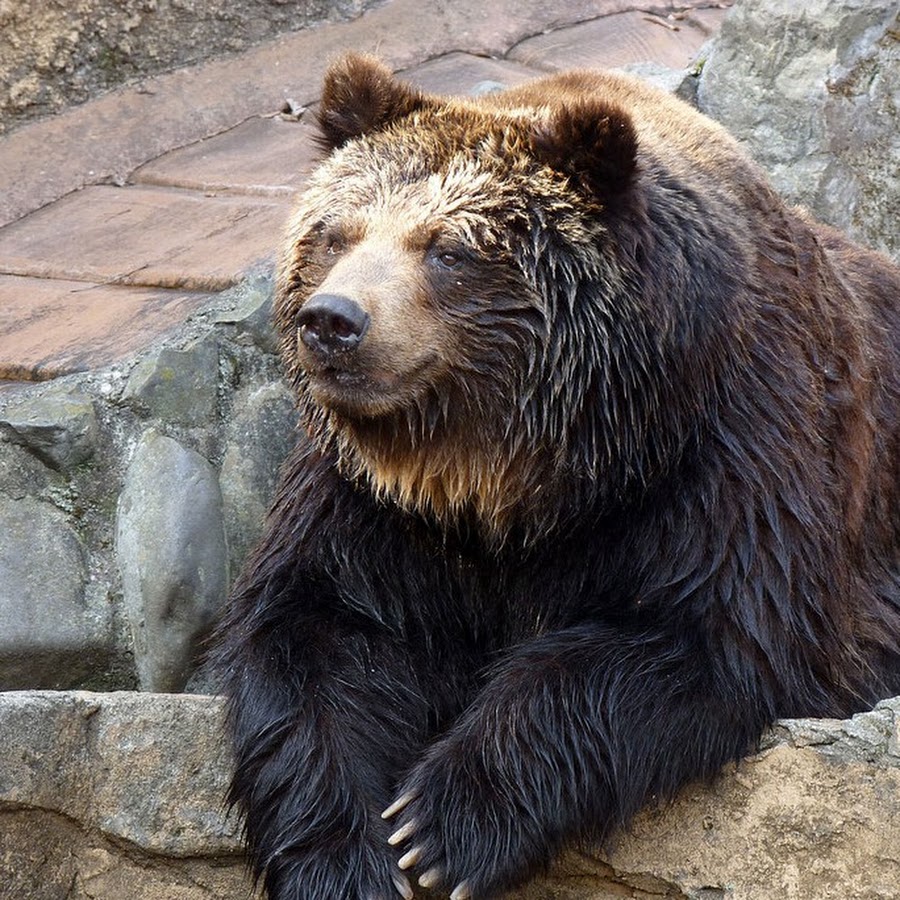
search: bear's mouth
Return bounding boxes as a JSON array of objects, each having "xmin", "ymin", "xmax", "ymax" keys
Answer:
[
  {"xmin": 303, "ymin": 358, "xmax": 437, "ymax": 420},
  {"xmin": 305, "ymin": 365, "xmax": 377, "ymax": 410}
]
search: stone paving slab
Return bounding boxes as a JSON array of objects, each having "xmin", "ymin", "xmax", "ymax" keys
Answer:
[
  {"xmin": 510, "ymin": 6, "xmax": 728, "ymax": 71},
  {"xmin": 399, "ymin": 51, "xmax": 543, "ymax": 94},
  {"xmin": 132, "ymin": 54, "xmax": 545, "ymax": 200},
  {"xmin": 0, "ymin": 275, "xmax": 211, "ymax": 380},
  {"xmin": 0, "ymin": 185, "xmax": 289, "ymax": 291},
  {"xmin": 132, "ymin": 115, "xmax": 322, "ymax": 197}
]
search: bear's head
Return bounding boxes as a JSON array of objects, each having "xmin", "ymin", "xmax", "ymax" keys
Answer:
[{"xmin": 277, "ymin": 54, "xmax": 742, "ymax": 542}]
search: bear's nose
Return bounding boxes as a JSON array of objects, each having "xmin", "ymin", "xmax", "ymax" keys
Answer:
[{"xmin": 297, "ymin": 293, "xmax": 370, "ymax": 355}]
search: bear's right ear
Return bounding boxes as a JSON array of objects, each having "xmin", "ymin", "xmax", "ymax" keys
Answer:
[
  {"xmin": 317, "ymin": 53, "xmax": 427, "ymax": 151},
  {"xmin": 530, "ymin": 99, "xmax": 638, "ymax": 197}
]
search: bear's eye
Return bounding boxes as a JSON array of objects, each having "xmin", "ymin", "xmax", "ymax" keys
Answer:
[
  {"xmin": 326, "ymin": 235, "xmax": 345, "ymax": 255},
  {"xmin": 434, "ymin": 249, "xmax": 463, "ymax": 269}
]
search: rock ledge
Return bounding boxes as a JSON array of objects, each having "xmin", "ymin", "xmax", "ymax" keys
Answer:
[{"xmin": 1, "ymin": 691, "xmax": 897, "ymax": 900}]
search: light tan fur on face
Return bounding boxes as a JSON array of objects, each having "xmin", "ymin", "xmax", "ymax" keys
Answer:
[
  {"xmin": 308, "ymin": 230, "xmax": 447, "ymax": 399},
  {"xmin": 277, "ymin": 167, "xmax": 530, "ymax": 535}
]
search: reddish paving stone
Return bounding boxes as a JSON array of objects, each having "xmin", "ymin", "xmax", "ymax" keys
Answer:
[
  {"xmin": 0, "ymin": 185, "xmax": 290, "ymax": 293},
  {"xmin": 399, "ymin": 52, "xmax": 542, "ymax": 95},
  {"xmin": 0, "ymin": 0, "xmax": 619, "ymax": 229},
  {"xmin": 0, "ymin": 1, "xmax": 733, "ymax": 227},
  {"xmin": 132, "ymin": 55, "xmax": 547, "ymax": 200},
  {"xmin": 433, "ymin": 0, "xmax": 638, "ymax": 58},
  {"xmin": 510, "ymin": 7, "xmax": 728, "ymax": 72},
  {"xmin": 132, "ymin": 115, "xmax": 323, "ymax": 197},
  {"xmin": 0, "ymin": 275, "xmax": 211, "ymax": 381}
]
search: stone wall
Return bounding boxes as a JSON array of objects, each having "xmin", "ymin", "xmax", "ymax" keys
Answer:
[
  {"xmin": 0, "ymin": 692, "xmax": 251, "ymax": 900},
  {"xmin": 2, "ymin": 691, "xmax": 897, "ymax": 900},
  {"xmin": 0, "ymin": 272, "xmax": 297, "ymax": 692},
  {"xmin": 0, "ymin": 0, "xmax": 381, "ymax": 134}
]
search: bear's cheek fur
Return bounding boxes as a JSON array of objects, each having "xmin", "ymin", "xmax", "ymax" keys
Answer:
[{"xmin": 293, "ymin": 238, "xmax": 456, "ymax": 417}]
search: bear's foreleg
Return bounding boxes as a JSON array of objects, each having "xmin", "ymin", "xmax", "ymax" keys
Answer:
[
  {"xmin": 384, "ymin": 622, "xmax": 770, "ymax": 899},
  {"xmin": 225, "ymin": 610, "xmax": 429, "ymax": 900}
]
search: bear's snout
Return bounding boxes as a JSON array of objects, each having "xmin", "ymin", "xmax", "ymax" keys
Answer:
[{"xmin": 298, "ymin": 293, "xmax": 370, "ymax": 356}]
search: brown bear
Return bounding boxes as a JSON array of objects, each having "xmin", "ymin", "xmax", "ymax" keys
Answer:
[{"xmin": 213, "ymin": 53, "xmax": 900, "ymax": 900}]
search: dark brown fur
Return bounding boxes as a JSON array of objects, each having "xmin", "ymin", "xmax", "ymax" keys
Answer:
[{"xmin": 214, "ymin": 54, "xmax": 900, "ymax": 900}]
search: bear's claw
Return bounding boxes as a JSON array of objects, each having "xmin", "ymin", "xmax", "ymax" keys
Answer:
[
  {"xmin": 417, "ymin": 866, "xmax": 443, "ymax": 889},
  {"xmin": 382, "ymin": 792, "xmax": 415, "ymax": 819},
  {"xmin": 397, "ymin": 846, "xmax": 422, "ymax": 869},
  {"xmin": 450, "ymin": 881, "xmax": 472, "ymax": 900},
  {"xmin": 388, "ymin": 820, "xmax": 417, "ymax": 846},
  {"xmin": 392, "ymin": 872, "xmax": 414, "ymax": 899}
]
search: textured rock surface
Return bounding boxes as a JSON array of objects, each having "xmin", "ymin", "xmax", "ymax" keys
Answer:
[
  {"xmin": 591, "ymin": 697, "xmax": 900, "ymax": 900},
  {"xmin": 116, "ymin": 429, "xmax": 229, "ymax": 692},
  {"xmin": 220, "ymin": 381, "xmax": 297, "ymax": 574},
  {"xmin": 0, "ymin": 691, "xmax": 251, "ymax": 900},
  {"xmin": 0, "ymin": 496, "xmax": 112, "ymax": 689},
  {"xmin": 0, "ymin": 0, "xmax": 380, "ymax": 134},
  {"xmin": 698, "ymin": 0, "xmax": 900, "ymax": 262},
  {"xmin": 122, "ymin": 340, "xmax": 220, "ymax": 425},
  {"xmin": 0, "ymin": 691, "xmax": 897, "ymax": 900},
  {"xmin": 0, "ymin": 273, "xmax": 291, "ymax": 692},
  {"xmin": 0, "ymin": 387, "xmax": 98, "ymax": 470}
]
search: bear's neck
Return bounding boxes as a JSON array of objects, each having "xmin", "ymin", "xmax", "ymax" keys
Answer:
[{"xmin": 323, "ymin": 413, "xmax": 583, "ymax": 545}]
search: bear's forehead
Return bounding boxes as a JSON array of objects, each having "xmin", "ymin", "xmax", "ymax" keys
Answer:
[
  {"xmin": 331, "ymin": 128, "xmax": 524, "ymax": 200},
  {"xmin": 301, "ymin": 115, "xmax": 579, "ymax": 237},
  {"xmin": 324, "ymin": 165, "xmax": 519, "ymax": 251}
]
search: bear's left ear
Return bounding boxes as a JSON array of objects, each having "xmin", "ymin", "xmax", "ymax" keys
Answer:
[
  {"xmin": 530, "ymin": 100, "xmax": 638, "ymax": 196},
  {"xmin": 317, "ymin": 53, "xmax": 429, "ymax": 151}
]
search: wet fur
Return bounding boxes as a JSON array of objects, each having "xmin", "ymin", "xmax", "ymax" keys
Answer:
[{"xmin": 213, "ymin": 55, "xmax": 900, "ymax": 899}]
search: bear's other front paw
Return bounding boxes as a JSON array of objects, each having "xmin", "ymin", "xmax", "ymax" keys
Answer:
[
  {"xmin": 382, "ymin": 744, "xmax": 545, "ymax": 900},
  {"xmin": 383, "ymin": 790, "xmax": 472, "ymax": 900}
]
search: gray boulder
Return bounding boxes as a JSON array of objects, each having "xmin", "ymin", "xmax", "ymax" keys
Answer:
[
  {"xmin": 0, "ymin": 386, "xmax": 98, "ymax": 470},
  {"xmin": 219, "ymin": 381, "xmax": 297, "ymax": 574},
  {"xmin": 0, "ymin": 496, "xmax": 112, "ymax": 689},
  {"xmin": 122, "ymin": 338, "xmax": 220, "ymax": 426},
  {"xmin": 116, "ymin": 430, "xmax": 229, "ymax": 692},
  {"xmin": 698, "ymin": 0, "xmax": 900, "ymax": 261},
  {"xmin": 0, "ymin": 690, "xmax": 250, "ymax": 900}
]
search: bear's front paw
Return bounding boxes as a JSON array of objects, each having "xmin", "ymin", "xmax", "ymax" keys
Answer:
[
  {"xmin": 383, "ymin": 789, "xmax": 473, "ymax": 900},
  {"xmin": 382, "ymin": 743, "xmax": 541, "ymax": 900}
]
